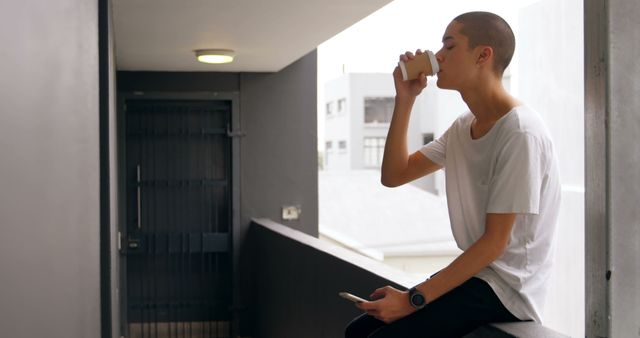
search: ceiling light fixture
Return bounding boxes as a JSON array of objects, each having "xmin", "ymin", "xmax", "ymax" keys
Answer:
[{"xmin": 195, "ymin": 49, "xmax": 235, "ymax": 64}]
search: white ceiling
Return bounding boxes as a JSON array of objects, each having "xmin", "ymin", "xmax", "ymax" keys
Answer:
[{"xmin": 112, "ymin": 0, "xmax": 393, "ymax": 72}]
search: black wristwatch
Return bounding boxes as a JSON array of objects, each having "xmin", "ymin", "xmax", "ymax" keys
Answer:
[{"xmin": 408, "ymin": 286, "xmax": 427, "ymax": 310}]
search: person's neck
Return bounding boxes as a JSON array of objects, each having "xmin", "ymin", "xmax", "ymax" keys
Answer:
[{"xmin": 460, "ymin": 77, "xmax": 520, "ymax": 125}]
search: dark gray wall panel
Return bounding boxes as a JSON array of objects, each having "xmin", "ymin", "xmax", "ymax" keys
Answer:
[
  {"xmin": 239, "ymin": 50, "xmax": 319, "ymax": 237},
  {"xmin": 237, "ymin": 51, "xmax": 318, "ymax": 335},
  {"xmin": 0, "ymin": 0, "xmax": 101, "ymax": 337},
  {"xmin": 236, "ymin": 51, "xmax": 318, "ymax": 336},
  {"xmin": 584, "ymin": 0, "xmax": 608, "ymax": 336}
]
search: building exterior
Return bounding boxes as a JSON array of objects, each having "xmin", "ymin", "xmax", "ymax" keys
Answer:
[{"xmin": 324, "ymin": 73, "xmax": 452, "ymax": 194}]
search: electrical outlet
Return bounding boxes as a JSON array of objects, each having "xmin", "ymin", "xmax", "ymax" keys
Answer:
[{"xmin": 282, "ymin": 205, "xmax": 301, "ymax": 221}]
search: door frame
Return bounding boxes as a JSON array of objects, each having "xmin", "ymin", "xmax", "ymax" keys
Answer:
[{"xmin": 116, "ymin": 91, "xmax": 241, "ymax": 337}]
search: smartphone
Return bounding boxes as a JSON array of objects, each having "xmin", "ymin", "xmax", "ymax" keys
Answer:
[{"xmin": 339, "ymin": 292, "xmax": 368, "ymax": 304}]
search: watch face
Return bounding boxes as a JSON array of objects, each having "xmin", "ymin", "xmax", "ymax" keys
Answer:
[{"xmin": 411, "ymin": 293, "xmax": 425, "ymax": 306}]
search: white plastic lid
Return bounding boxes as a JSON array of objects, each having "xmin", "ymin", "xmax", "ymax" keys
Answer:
[
  {"xmin": 426, "ymin": 50, "xmax": 439, "ymax": 74},
  {"xmin": 399, "ymin": 59, "xmax": 409, "ymax": 80}
]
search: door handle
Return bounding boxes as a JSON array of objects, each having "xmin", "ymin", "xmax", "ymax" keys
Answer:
[
  {"xmin": 128, "ymin": 239, "xmax": 140, "ymax": 249},
  {"xmin": 137, "ymin": 164, "xmax": 142, "ymax": 229}
]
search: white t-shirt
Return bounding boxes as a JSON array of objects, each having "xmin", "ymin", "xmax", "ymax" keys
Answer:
[{"xmin": 419, "ymin": 105, "xmax": 561, "ymax": 323}]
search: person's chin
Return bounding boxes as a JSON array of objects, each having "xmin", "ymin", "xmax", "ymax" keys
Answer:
[
  {"xmin": 436, "ymin": 76, "xmax": 457, "ymax": 90},
  {"xmin": 436, "ymin": 77, "xmax": 448, "ymax": 89}
]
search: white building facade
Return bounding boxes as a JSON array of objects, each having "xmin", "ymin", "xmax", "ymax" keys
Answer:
[{"xmin": 323, "ymin": 73, "xmax": 462, "ymax": 194}]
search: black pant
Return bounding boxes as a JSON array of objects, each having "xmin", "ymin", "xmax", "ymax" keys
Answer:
[{"xmin": 344, "ymin": 277, "xmax": 521, "ymax": 338}]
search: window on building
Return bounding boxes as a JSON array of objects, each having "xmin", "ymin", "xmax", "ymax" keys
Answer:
[
  {"xmin": 337, "ymin": 98, "xmax": 347, "ymax": 114},
  {"xmin": 326, "ymin": 101, "xmax": 334, "ymax": 117},
  {"xmin": 364, "ymin": 97, "xmax": 394, "ymax": 124},
  {"xmin": 338, "ymin": 140, "xmax": 347, "ymax": 151},
  {"xmin": 364, "ymin": 137, "xmax": 386, "ymax": 168},
  {"xmin": 326, "ymin": 141, "xmax": 333, "ymax": 151}
]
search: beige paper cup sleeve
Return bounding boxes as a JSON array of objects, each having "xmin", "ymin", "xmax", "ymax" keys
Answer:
[{"xmin": 398, "ymin": 50, "xmax": 438, "ymax": 81}]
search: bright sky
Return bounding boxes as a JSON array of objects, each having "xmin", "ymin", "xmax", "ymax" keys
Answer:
[{"xmin": 317, "ymin": 0, "xmax": 541, "ymax": 150}]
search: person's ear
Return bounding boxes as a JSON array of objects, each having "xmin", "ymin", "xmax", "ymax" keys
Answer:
[{"xmin": 476, "ymin": 46, "xmax": 493, "ymax": 67}]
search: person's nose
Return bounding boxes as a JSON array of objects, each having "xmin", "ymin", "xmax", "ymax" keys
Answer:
[{"xmin": 435, "ymin": 49, "xmax": 445, "ymax": 64}]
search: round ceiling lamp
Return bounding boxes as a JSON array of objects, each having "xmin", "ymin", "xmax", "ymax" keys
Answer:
[{"xmin": 195, "ymin": 49, "xmax": 235, "ymax": 64}]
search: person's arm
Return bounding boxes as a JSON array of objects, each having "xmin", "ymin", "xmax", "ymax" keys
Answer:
[
  {"xmin": 357, "ymin": 213, "xmax": 516, "ymax": 323},
  {"xmin": 415, "ymin": 213, "xmax": 516, "ymax": 301},
  {"xmin": 381, "ymin": 51, "xmax": 442, "ymax": 188}
]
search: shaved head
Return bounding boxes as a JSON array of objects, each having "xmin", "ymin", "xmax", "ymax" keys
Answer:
[{"xmin": 453, "ymin": 11, "xmax": 515, "ymax": 76}]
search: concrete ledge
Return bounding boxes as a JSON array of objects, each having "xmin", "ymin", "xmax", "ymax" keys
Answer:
[
  {"xmin": 252, "ymin": 219, "xmax": 569, "ymax": 338},
  {"xmin": 253, "ymin": 218, "xmax": 421, "ymax": 287},
  {"xmin": 465, "ymin": 322, "xmax": 569, "ymax": 338}
]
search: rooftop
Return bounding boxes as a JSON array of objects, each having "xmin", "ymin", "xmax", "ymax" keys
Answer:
[{"xmin": 319, "ymin": 170, "xmax": 461, "ymax": 259}]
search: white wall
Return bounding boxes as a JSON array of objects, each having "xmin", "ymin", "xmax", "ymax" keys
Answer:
[
  {"xmin": 518, "ymin": 0, "xmax": 585, "ymax": 336},
  {"xmin": 324, "ymin": 73, "xmax": 444, "ymax": 193},
  {"xmin": 325, "ymin": 76, "xmax": 352, "ymax": 170},
  {"xmin": 349, "ymin": 74, "xmax": 397, "ymax": 169},
  {"xmin": 0, "ymin": 0, "xmax": 101, "ymax": 337}
]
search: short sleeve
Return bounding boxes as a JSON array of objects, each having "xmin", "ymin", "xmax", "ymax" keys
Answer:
[
  {"xmin": 487, "ymin": 133, "xmax": 543, "ymax": 214},
  {"xmin": 419, "ymin": 126, "xmax": 450, "ymax": 167}
]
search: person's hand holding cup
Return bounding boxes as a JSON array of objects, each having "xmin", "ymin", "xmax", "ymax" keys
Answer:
[{"xmin": 393, "ymin": 49, "xmax": 439, "ymax": 100}]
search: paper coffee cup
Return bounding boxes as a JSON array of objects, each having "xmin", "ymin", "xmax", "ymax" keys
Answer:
[{"xmin": 398, "ymin": 50, "xmax": 440, "ymax": 81}]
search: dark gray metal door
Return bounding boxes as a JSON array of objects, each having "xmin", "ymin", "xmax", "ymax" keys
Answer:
[{"xmin": 122, "ymin": 99, "xmax": 232, "ymax": 338}]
